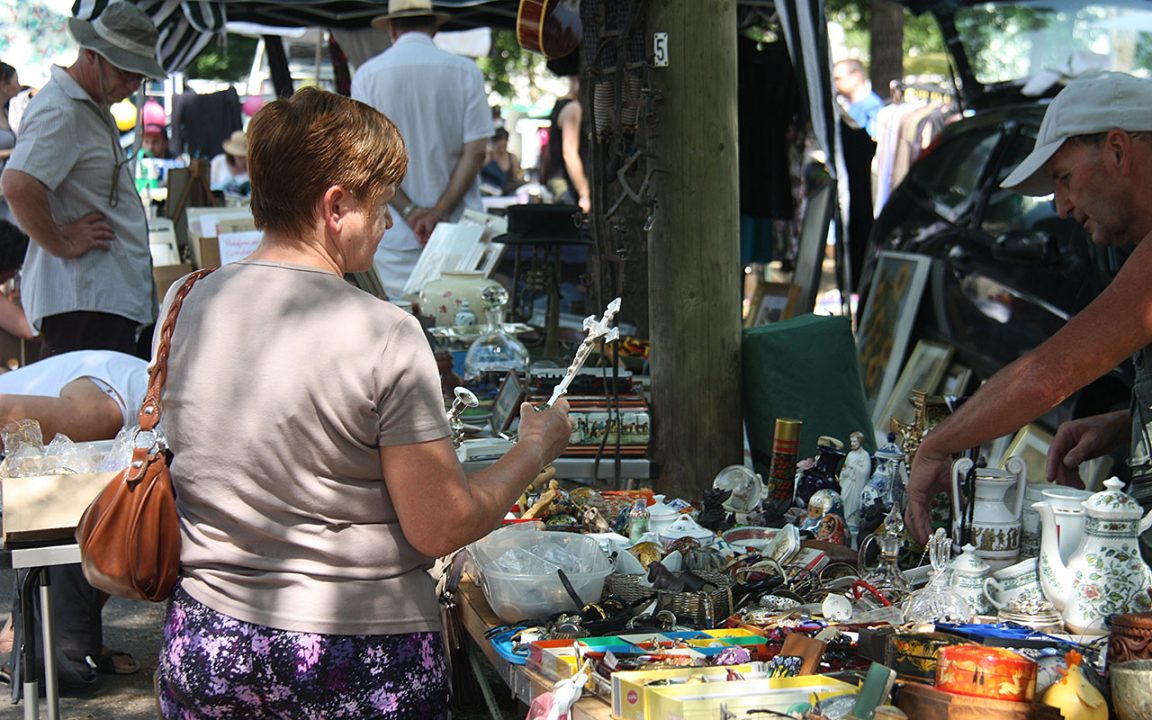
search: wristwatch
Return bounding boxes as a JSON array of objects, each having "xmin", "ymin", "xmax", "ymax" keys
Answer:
[{"xmin": 399, "ymin": 202, "xmax": 417, "ymax": 220}]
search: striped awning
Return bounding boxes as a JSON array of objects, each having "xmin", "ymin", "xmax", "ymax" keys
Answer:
[{"xmin": 72, "ymin": 0, "xmax": 227, "ymax": 73}]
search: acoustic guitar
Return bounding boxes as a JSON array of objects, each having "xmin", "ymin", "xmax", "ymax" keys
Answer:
[{"xmin": 517, "ymin": 0, "xmax": 582, "ymax": 59}]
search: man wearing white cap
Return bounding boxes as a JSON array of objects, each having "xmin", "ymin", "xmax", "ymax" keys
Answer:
[
  {"xmin": 352, "ymin": 0, "xmax": 491, "ymax": 299},
  {"xmin": 1, "ymin": 1, "xmax": 165, "ymax": 360},
  {"xmin": 905, "ymin": 72, "xmax": 1152, "ymax": 552}
]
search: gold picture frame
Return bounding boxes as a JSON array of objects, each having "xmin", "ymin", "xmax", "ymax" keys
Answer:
[
  {"xmin": 744, "ymin": 281, "xmax": 800, "ymax": 328},
  {"xmin": 875, "ymin": 339, "xmax": 954, "ymax": 440},
  {"xmin": 1005, "ymin": 424, "xmax": 1054, "ymax": 485}
]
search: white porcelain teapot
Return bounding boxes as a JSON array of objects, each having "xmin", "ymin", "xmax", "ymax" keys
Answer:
[{"xmin": 1034, "ymin": 477, "xmax": 1152, "ymax": 633}]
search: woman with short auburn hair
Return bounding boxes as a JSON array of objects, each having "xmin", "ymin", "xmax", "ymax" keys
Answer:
[{"xmin": 153, "ymin": 87, "xmax": 573, "ymax": 719}]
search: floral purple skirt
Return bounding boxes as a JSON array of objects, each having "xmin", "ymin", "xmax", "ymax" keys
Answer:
[{"xmin": 157, "ymin": 584, "xmax": 449, "ymax": 719}]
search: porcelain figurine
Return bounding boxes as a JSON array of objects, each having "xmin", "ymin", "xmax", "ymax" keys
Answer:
[
  {"xmin": 1034, "ymin": 477, "xmax": 1152, "ymax": 633},
  {"xmin": 859, "ymin": 433, "xmax": 907, "ymax": 539},
  {"xmin": 952, "ymin": 456, "xmax": 1027, "ymax": 571},
  {"xmin": 839, "ymin": 431, "xmax": 871, "ymax": 545},
  {"xmin": 799, "ymin": 489, "xmax": 849, "ymax": 546},
  {"xmin": 794, "ymin": 436, "xmax": 845, "ymax": 509}
]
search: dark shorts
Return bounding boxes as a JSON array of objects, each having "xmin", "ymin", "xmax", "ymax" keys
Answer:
[
  {"xmin": 38, "ymin": 311, "xmax": 152, "ymax": 360},
  {"xmin": 157, "ymin": 584, "xmax": 449, "ymax": 719}
]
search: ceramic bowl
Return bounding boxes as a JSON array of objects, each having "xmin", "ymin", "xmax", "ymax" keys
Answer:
[
  {"xmin": 1041, "ymin": 485, "xmax": 1092, "ymax": 511},
  {"xmin": 721, "ymin": 526, "xmax": 780, "ymax": 554},
  {"xmin": 1111, "ymin": 659, "xmax": 1152, "ymax": 720}
]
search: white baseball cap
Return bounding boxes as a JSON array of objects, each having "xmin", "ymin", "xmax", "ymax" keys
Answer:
[{"xmin": 1001, "ymin": 72, "xmax": 1152, "ymax": 196}]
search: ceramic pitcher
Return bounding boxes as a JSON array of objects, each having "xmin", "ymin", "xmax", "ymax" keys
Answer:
[
  {"xmin": 1034, "ymin": 477, "xmax": 1152, "ymax": 633},
  {"xmin": 951, "ymin": 456, "xmax": 1027, "ymax": 571}
]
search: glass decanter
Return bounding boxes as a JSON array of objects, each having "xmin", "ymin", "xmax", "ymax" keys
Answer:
[
  {"xmin": 858, "ymin": 505, "xmax": 912, "ymax": 603},
  {"xmin": 902, "ymin": 527, "xmax": 973, "ymax": 624},
  {"xmin": 463, "ymin": 286, "xmax": 530, "ymax": 381}
]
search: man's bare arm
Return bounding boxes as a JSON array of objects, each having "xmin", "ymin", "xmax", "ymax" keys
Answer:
[
  {"xmin": 408, "ymin": 138, "xmax": 487, "ymax": 243},
  {"xmin": 1, "ymin": 169, "xmax": 111, "ymax": 258}
]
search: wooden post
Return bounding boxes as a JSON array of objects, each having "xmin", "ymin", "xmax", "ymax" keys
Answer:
[{"xmin": 646, "ymin": 0, "xmax": 743, "ymax": 500}]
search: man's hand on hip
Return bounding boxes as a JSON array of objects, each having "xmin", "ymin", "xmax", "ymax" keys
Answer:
[{"xmin": 58, "ymin": 212, "xmax": 113, "ymax": 258}]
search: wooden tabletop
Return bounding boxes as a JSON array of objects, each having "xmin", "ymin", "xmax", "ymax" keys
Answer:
[{"xmin": 457, "ymin": 579, "xmax": 613, "ymax": 720}]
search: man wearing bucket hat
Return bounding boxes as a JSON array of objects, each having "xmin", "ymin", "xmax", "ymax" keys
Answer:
[
  {"xmin": 1, "ymin": 1, "xmax": 164, "ymax": 360},
  {"xmin": 906, "ymin": 71, "xmax": 1152, "ymax": 553},
  {"xmin": 352, "ymin": 0, "xmax": 492, "ymax": 299},
  {"xmin": 0, "ymin": 0, "xmax": 163, "ymax": 692}
]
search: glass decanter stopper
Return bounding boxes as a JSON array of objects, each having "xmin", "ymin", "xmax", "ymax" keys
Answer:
[
  {"xmin": 859, "ymin": 505, "xmax": 912, "ymax": 603},
  {"xmin": 463, "ymin": 286, "xmax": 530, "ymax": 381}
]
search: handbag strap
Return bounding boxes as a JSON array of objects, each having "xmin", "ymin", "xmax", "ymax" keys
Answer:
[{"xmin": 126, "ymin": 268, "xmax": 212, "ymax": 482}]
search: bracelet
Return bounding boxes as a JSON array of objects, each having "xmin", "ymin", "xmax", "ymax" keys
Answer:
[{"xmin": 399, "ymin": 202, "xmax": 416, "ymax": 220}]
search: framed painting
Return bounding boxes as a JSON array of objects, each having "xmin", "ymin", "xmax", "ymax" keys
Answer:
[
  {"xmin": 875, "ymin": 340, "xmax": 954, "ymax": 439},
  {"xmin": 744, "ymin": 281, "xmax": 801, "ymax": 328},
  {"xmin": 1005, "ymin": 424, "xmax": 1054, "ymax": 485},
  {"xmin": 490, "ymin": 371, "xmax": 525, "ymax": 433},
  {"xmin": 857, "ymin": 251, "xmax": 932, "ymax": 426},
  {"xmin": 938, "ymin": 361, "xmax": 974, "ymax": 397}
]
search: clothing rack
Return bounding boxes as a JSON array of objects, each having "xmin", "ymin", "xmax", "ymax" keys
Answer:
[{"xmin": 890, "ymin": 79, "xmax": 957, "ymax": 107}]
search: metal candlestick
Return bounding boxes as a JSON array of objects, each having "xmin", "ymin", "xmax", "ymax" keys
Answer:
[{"xmin": 447, "ymin": 386, "xmax": 479, "ymax": 447}]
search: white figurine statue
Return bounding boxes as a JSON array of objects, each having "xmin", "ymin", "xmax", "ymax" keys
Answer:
[{"xmin": 839, "ymin": 431, "xmax": 871, "ymax": 546}]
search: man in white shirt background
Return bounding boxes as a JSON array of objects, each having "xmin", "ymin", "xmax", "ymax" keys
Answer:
[{"xmin": 351, "ymin": 0, "xmax": 492, "ymax": 299}]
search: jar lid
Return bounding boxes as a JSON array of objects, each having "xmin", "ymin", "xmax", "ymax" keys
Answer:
[
  {"xmin": 1084, "ymin": 477, "xmax": 1143, "ymax": 519},
  {"xmin": 937, "ymin": 644, "xmax": 1036, "ymax": 671},
  {"xmin": 949, "ymin": 544, "xmax": 990, "ymax": 574},
  {"xmin": 647, "ymin": 494, "xmax": 679, "ymax": 520},
  {"xmin": 1110, "ymin": 611, "xmax": 1152, "ymax": 629},
  {"xmin": 658, "ymin": 515, "xmax": 714, "ymax": 544}
]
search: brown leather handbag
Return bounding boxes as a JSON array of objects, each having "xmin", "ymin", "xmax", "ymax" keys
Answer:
[{"xmin": 75, "ymin": 269, "xmax": 212, "ymax": 602}]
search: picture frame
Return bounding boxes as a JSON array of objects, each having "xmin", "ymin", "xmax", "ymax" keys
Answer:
[
  {"xmin": 1004, "ymin": 424, "xmax": 1054, "ymax": 485},
  {"xmin": 875, "ymin": 339, "xmax": 954, "ymax": 440},
  {"xmin": 937, "ymin": 361, "xmax": 973, "ymax": 398},
  {"xmin": 490, "ymin": 371, "xmax": 525, "ymax": 433},
  {"xmin": 856, "ymin": 251, "xmax": 932, "ymax": 423},
  {"xmin": 744, "ymin": 281, "xmax": 801, "ymax": 328}
]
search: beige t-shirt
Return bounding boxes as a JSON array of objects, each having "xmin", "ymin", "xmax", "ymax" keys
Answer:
[{"xmin": 161, "ymin": 260, "xmax": 451, "ymax": 635}]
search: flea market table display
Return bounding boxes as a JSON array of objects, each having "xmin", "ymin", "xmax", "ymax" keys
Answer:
[{"xmin": 446, "ymin": 363, "xmax": 1152, "ymax": 720}]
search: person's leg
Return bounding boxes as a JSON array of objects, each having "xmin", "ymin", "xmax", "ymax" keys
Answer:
[{"xmin": 38, "ymin": 312, "xmax": 138, "ymax": 359}]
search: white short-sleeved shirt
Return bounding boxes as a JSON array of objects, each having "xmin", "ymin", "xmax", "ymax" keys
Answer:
[
  {"xmin": 5, "ymin": 66, "xmax": 156, "ymax": 330},
  {"xmin": 0, "ymin": 350, "xmax": 148, "ymax": 426},
  {"xmin": 351, "ymin": 32, "xmax": 492, "ymax": 256}
]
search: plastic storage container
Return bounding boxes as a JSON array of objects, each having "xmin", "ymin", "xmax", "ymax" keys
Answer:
[{"xmin": 470, "ymin": 525, "xmax": 613, "ymax": 622}]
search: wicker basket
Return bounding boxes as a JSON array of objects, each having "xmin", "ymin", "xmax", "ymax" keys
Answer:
[
  {"xmin": 653, "ymin": 572, "xmax": 734, "ymax": 628},
  {"xmin": 603, "ymin": 573, "xmax": 658, "ymax": 605}
]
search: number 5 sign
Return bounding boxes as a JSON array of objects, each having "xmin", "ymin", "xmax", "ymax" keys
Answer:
[{"xmin": 653, "ymin": 32, "xmax": 669, "ymax": 67}]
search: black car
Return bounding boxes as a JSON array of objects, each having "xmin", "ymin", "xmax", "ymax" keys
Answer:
[{"xmin": 861, "ymin": 0, "xmax": 1146, "ymax": 430}]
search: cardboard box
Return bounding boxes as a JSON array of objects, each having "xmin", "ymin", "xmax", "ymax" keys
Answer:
[
  {"xmin": 190, "ymin": 235, "xmax": 220, "ymax": 270},
  {"xmin": 153, "ymin": 262, "xmax": 194, "ymax": 304},
  {"xmin": 644, "ymin": 675, "xmax": 857, "ymax": 720},
  {"xmin": 2, "ymin": 470, "xmax": 117, "ymax": 544},
  {"xmin": 612, "ymin": 663, "xmax": 765, "ymax": 720}
]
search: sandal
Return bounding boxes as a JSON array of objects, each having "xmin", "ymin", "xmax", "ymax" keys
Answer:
[{"xmin": 94, "ymin": 649, "xmax": 140, "ymax": 676}]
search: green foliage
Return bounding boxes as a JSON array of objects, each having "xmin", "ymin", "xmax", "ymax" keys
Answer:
[
  {"xmin": 186, "ymin": 34, "xmax": 260, "ymax": 83},
  {"xmin": 476, "ymin": 30, "xmax": 547, "ymax": 102},
  {"xmin": 826, "ymin": 0, "xmax": 944, "ymax": 66}
]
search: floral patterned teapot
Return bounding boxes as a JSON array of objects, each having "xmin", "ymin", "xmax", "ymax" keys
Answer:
[{"xmin": 1034, "ymin": 477, "xmax": 1152, "ymax": 634}]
